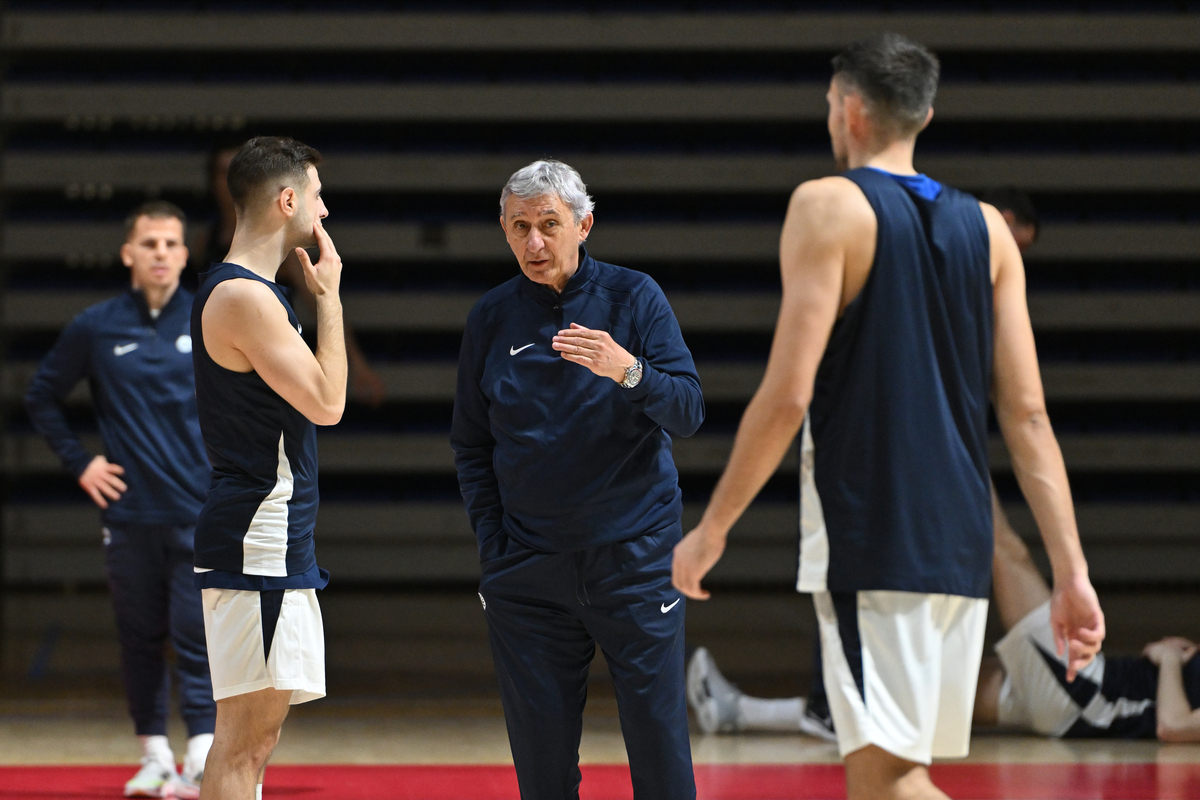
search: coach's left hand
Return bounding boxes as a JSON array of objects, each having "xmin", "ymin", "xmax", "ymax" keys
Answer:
[
  {"xmin": 553, "ymin": 323, "xmax": 636, "ymax": 382},
  {"xmin": 673, "ymin": 524, "xmax": 727, "ymax": 600}
]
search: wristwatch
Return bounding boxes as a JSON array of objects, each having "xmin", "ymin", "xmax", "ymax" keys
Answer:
[{"xmin": 620, "ymin": 358, "xmax": 644, "ymax": 389}]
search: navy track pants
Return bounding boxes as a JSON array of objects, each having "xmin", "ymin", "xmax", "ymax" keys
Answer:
[
  {"xmin": 479, "ymin": 524, "xmax": 695, "ymax": 800},
  {"xmin": 103, "ymin": 523, "xmax": 215, "ymax": 737}
]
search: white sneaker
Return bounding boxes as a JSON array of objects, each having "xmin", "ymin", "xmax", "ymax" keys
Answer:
[
  {"xmin": 169, "ymin": 769, "xmax": 202, "ymax": 800},
  {"xmin": 124, "ymin": 756, "xmax": 178, "ymax": 798},
  {"xmin": 686, "ymin": 647, "xmax": 742, "ymax": 734}
]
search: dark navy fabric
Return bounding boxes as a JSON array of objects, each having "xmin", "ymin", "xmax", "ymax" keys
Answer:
[
  {"xmin": 25, "ymin": 288, "xmax": 209, "ymax": 526},
  {"xmin": 1058, "ymin": 655, "xmax": 1200, "ymax": 739},
  {"xmin": 452, "ymin": 246, "xmax": 704, "ymax": 554},
  {"xmin": 866, "ymin": 167, "xmax": 943, "ymax": 201},
  {"xmin": 480, "ymin": 524, "xmax": 694, "ymax": 800},
  {"xmin": 191, "ymin": 263, "xmax": 326, "ymax": 591},
  {"xmin": 104, "ymin": 523, "xmax": 215, "ymax": 737},
  {"xmin": 806, "ymin": 167, "xmax": 994, "ymax": 598}
]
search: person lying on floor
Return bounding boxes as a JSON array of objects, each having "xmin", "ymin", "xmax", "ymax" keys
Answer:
[{"xmin": 689, "ymin": 490, "xmax": 1200, "ymax": 742}]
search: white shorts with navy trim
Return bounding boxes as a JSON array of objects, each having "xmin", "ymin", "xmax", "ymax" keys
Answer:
[
  {"xmin": 814, "ymin": 590, "xmax": 988, "ymax": 764},
  {"xmin": 995, "ymin": 600, "xmax": 1113, "ymax": 736},
  {"xmin": 201, "ymin": 587, "xmax": 325, "ymax": 705}
]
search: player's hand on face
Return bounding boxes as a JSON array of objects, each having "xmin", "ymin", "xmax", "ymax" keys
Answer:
[
  {"xmin": 294, "ymin": 218, "xmax": 342, "ymax": 299},
  {"xmin": 1050, "ymin": 572, "xmax": 1106, "ymax": 682},
  {"xmin": 78, "ymin": 455, "xmax": 127, "ymax": 510},
  {"xmin": 1143, "ymin": 637, "xmax": 1197, "ymax": 666},
  {"xmin": 553, "ymin": 323, "xmax": 635, "ymax": 382},
  {"xmin": 672, "ymin": 525, "xmax": 727, "ymax": 600}
]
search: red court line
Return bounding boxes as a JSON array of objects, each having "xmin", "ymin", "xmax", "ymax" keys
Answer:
[{"xmin": 1, "ymin": 763, "xmax": 1199, "ymax": 799}]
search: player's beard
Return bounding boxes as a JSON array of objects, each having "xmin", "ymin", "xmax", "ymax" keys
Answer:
[{"xmin": 287, "ymin": 203, "xmax": 319, "ymax": 250}]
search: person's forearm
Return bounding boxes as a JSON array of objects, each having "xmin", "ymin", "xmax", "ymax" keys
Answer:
[
  {"xmin": 1155, "ymin": 653, "xmax": 1197, "ymax": 740},
  {"xmin": 314, "ymin": 295, "xmax": 348, "ymax": 418},
  {"xmin": 699, "ymin": 387, "xmax": 806, "ymax": 535},
  {"xmin": 999, "ymin": 409, "xmax": 1087, "ymax": 581},
  {"xmin": 627, "ymin": 364, "xmax": 705, "ymax": 437}
]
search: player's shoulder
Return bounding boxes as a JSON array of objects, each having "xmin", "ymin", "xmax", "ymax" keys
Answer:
[
  {"xmin": 204, "ymin": 276, "xmax": 287, "ymax": 327},
  {"xmin": 787, "ymin": 176, "xmax": 876, "ymax": 233}
]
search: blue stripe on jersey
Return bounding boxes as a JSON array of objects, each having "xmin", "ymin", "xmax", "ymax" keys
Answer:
[
  {"xmin": 798, "ymin": 167, "xmax": 994, "ymax": 598},
  {"xmin": 191, "ymin": 263, "xmax": 325, "ymax": 591}
]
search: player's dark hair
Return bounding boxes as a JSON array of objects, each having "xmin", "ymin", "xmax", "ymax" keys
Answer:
[
  {"xmin": 832, "ymin": 33, "xmax": 940, "ymax": 137},
  {"xmin": 123, "ymin": 200, "xmax": 187, "ymax": 241},
  {"xmin": 226, "ymin": 136, "xmax": 322, "ymax": 211},
  {"xmin": 980, "ymin": 186, "xmax": 1040, "ymax": 238}
]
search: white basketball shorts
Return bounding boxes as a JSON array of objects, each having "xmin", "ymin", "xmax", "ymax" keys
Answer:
[
  {"xmin": 814, "ymin": 590, "xmax": 988, "ymax": 764},
  {"xmin": 201, "ymin": 587, "xmax": 326, "ymax": 705},
  {"xmin": 994, "ymin": 600, "xmax": 1108, "ymax": 736}
]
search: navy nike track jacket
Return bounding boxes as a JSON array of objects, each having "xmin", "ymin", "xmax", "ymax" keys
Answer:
[
  {"xmin": 24, "ymin": 288, "xmax": 209, "ymax": 526},
  {"xmin": 451, "ymin": 247, "xmax": 704, "ymax": 554}
]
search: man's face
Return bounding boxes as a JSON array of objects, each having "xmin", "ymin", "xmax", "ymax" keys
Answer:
[
  {"xmin": 1001, "ymin": 210, "xmax": 1037, "ymax": 254},
  {"xmin": 501, "ymin": 193, "xmax": 593, "ymax": 293},
  {"xmin": 827, "ymin": 78, "xmax": 851, "ymax": 172},
  {"xmin": 287, "ymin": 165, "xmax": 328, "ymax": 248},
  {"xmin": 120, "ymin": 216, "xmax": 188, "ymax": 292}
]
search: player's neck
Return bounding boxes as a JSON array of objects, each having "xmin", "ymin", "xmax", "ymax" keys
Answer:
[
  {"xmin": 852, "ymin": 137, "xmax": 918, "ymax": 176},
  {"xmin": 225, "ymin": 225, "xmax": 290, "ymax": 283}
]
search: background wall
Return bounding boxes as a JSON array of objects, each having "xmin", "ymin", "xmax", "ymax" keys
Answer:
[{"xmin": 1, "ymin": 1, "xmax": 1198, "ymax": 691}]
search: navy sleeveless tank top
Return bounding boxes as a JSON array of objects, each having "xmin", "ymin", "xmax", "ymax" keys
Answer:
[
  {"xmin": 191, "ymin": 263, "xmax": 326, "ymax": 591},
  {"xmin": 797, "ymin": 167, "xmax": 993, "ymax": 598}
]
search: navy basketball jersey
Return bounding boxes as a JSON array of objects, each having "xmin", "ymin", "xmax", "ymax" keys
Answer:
[
  {"xmin": 191, "ymin": 263, "xmax": 326, "ymax": 591},
  {"xmin": 797, "ymin": 167, "xmax": 994, "ymax": 599}
]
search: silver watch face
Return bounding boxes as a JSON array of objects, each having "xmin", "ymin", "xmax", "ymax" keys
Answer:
[{"xmin": 622, "ymin": 361, "xmax": 643, "ymax": 388}]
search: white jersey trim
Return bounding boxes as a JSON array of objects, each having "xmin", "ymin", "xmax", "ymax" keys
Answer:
[
  {"xmin": 797, "ymin": 416, "xmax": 829, "ymax": 592},
  {"xmin": 242, "ymin": 432, "xmax": 292, "ymax": 577}
]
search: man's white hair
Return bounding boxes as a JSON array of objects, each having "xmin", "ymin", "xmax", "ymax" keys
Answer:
[{"xmin": 500, "ymin": 159, "xmax": 594, "ymax": 223}]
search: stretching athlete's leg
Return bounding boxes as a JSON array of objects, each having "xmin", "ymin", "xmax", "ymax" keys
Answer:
[
  {"xmin": 990, "ymin": 485, "xmax": 1052, "ymax": 633},
  {"xmin": 199, "ymin": 688, "xmax": 290, "ymax": 800}
]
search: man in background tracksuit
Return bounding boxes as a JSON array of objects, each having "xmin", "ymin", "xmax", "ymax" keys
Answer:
[
  {"xmin": 452, "ymin": 160, "xmax": 705, "ymax": 800},
  {"xmin": 25, "ymin": 201, "xmax": 214, "ymax": 799}
]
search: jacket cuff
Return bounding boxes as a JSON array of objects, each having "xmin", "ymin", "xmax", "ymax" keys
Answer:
[{"xmin": 621, "ymin": 358, "xmax": 657, "ymax": 402}]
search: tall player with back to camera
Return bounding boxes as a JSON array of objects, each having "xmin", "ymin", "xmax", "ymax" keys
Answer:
[
  {"xmin": 190, "ymin": 137, "xmax": 346, "ymax": 800},
  {"xmin": 672, "ymin": 34, "xmax": 1105, "ymax": 800}
]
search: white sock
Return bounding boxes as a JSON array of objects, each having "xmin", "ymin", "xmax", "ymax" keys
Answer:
[
  {"xmin": 139, "ymin": 734, "xmax": 175, "ymax": 768},
  {"xmin": 736, "ymin": 695, "xmax": 807, "ymax": 732},
  {"xmin": 257, "ymin": 784, "xmax": 263, "ymax": 800},
  {"xmin": 184, "ymin": 733, "xmax": 213, "ymax": 774}
]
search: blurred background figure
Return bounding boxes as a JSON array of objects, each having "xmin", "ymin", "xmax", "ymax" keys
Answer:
[{"xmin": 24, "ymin": 202, "xmax": 214, "ymax": 798}]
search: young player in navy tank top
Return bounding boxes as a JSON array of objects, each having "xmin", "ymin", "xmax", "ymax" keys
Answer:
[
  {"xmin": 673, "ymin": 33, "xmax": 1105, "ymax": 800},
  {"xmin": 192, "ymin": 137, "xmax": 346, "ymax": 800}
]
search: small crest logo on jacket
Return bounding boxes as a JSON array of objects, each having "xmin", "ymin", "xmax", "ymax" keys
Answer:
[{"xmin": 176, "ymin": 335, "xmax": 193, "ymax": 353}]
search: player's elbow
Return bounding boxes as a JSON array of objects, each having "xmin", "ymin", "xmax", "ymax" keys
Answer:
[{"xmin": 309, "ymin": 397, "xmax": 345, "ymax": 426}]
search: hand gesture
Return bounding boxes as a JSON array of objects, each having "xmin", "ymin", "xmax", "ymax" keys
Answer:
[
  {"xmin": 1143, "ymin": 637, "xmax": 1197, "ymax": 666},
  {"xmin": 294, "ymin": 218, "xmax": 342, "ymax": 298},
  {"xmin": 1050, "ymin": 571, "xmax": 1106, "ymax": 681},
  {"xmin": 79, "ymin": 455, "xmax": 127, "ymax": 509},
  {"xmin": 552, "ymin": 323, "xmax": 636, "ymax": 382},
  {"xmin": 672, "ymin": 524, "xmax": 727, "ymax": 600}
]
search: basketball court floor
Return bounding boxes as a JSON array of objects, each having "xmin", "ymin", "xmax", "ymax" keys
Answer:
[{"xmin": 2, "ymin": 591, "xmax": 1198, "ymax": 798}]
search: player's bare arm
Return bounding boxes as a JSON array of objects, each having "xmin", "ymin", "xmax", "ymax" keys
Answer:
[
  {"xmin": 672, "ymin": 177, "xmax": 873, "ymax": 599},
  {"xmin": 203, "ymin": 219, "xmax": 347, "ymax": 426},
  {"xmin": 1142, "ymin": 637, "xmax": 1200, "ymax": 741},
  {"xmin": 986, "ymin": 201, "xmax": 1104, "ymax": 679}
]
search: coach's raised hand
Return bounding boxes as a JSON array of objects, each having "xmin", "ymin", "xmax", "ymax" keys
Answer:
[{"xmin": 553, "ymin": 323, "xmax": 635, "ymax": 382}]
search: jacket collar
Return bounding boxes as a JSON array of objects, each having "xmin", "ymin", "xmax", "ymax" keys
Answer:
[
  {"xmin": 520, "ymin": 245, "xmax": 595, "ymax": 307},
  {"xmin": 129, "ymin": 283, "xmax": 187, "ymax": 325}
]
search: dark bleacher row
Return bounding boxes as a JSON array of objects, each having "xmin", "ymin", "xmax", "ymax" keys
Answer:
[{"xmin": 1, "ymin": 7, "xmax": 1198, "ymax": 590}]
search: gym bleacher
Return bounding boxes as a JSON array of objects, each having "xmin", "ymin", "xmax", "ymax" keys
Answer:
[{"xmin": 1, "ymin": 1, "xmax": 1198, "ymax": 685}]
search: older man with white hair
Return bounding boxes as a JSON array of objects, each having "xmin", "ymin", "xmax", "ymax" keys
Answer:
[{"xmin": 452, "ymin": 159, "xmax": 705, "ymax": 799}]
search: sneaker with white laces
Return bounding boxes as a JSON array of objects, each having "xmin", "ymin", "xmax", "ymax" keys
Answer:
[
  {"xmin": 686, "ymin": 647, "xmax": 743, "ymax": 734},
  {"xmin": 124, "ymin": 756, "xmax": 178, "ymax": 798}
]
